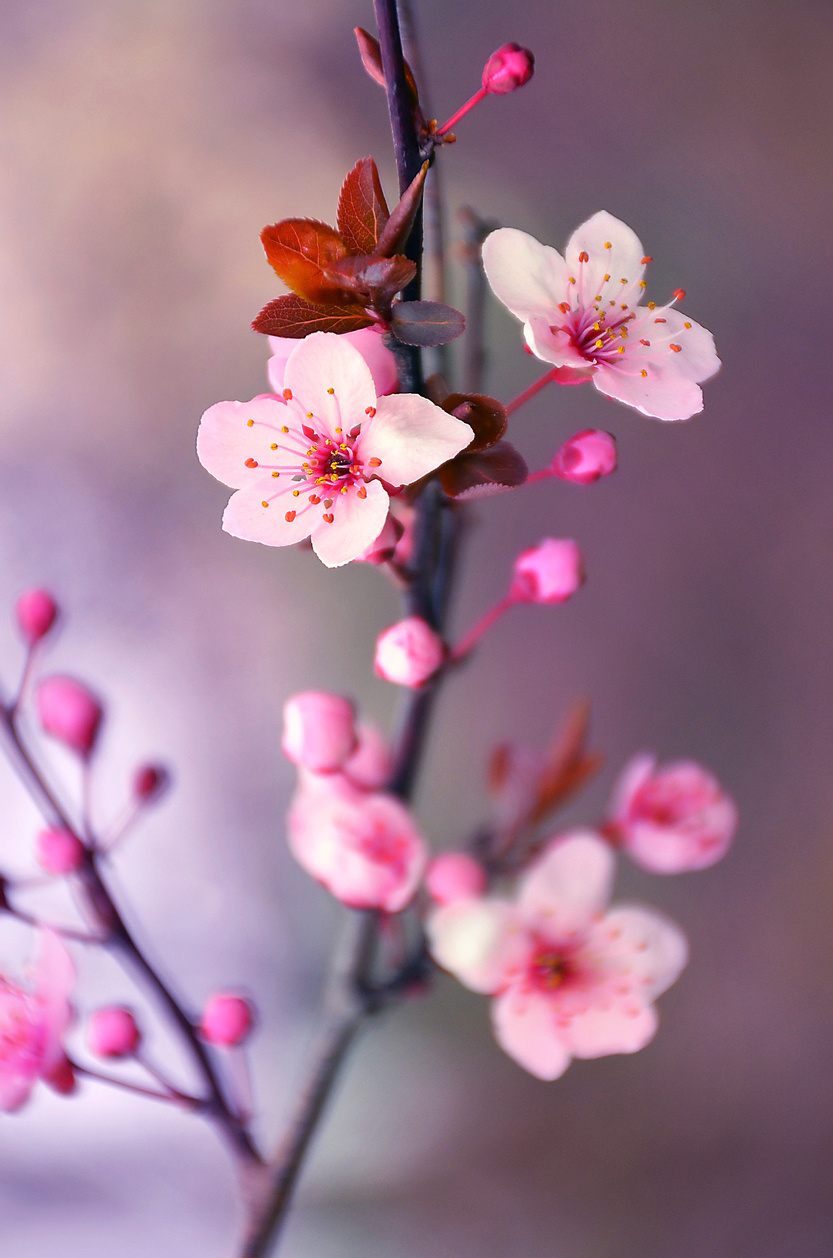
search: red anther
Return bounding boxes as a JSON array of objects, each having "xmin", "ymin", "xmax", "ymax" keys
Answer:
[
  {"xmin": 285, "ymin": 510, "xmax": 296, "ymax": 522},
  {"xmin": 357, "ymin": 487, "xmax": 367, "ymax": 499},
  {"xmin": 244, "ymin": 458, "xmax": 258, "ymax": 468},
  {"xmin": 365, "ymin": 407, "xmax": 376, "ymax": 417},
  {"xmin": 282, "ymin": 388, "xmax": 292, "ymax": 399},
  {"xmin": 640, "ymin": 339, "xmax": 651, "ymax": 346},
  {"xmin": 673, "ymin": 289, "xmax": 686, "ymax": 300},
  {"xmin": 670, "ymin": 343, "xmax": 682, "ymax": 352},
  {"xmin": 578, "ymin": 251, "xmax": 589, "ymax": 263},
  {"xmin": 558, "ymin": 302, "xmax": 571, "ymax": 314},
  {"xmin": 322, "ymin": 513, "xmax": 335, "ymax": 523},
  {"xmin": 368, "ymin": 457, "xmax": 382, "ymax": 467},
  {"xmin": 641, "ymin": 255, "xmax": 653, "ymax": 264}
]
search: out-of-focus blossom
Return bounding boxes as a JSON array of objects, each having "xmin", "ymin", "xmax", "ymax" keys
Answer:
[
  {"xmin": 511, "ymin": 538, "xmax": 584, "ymax": 604},
  {"xmin": 482, "ymin": 43, "xmax": 535, "ymax": 94},
  {"xmin": 426, "ymin": 852, "xmax": 487, "ymax": 905},
  {"xmin": 374, "ymin": 616, "xmax": 445, "ymax": 687},
  {"xmin": 87, "ymin": 1007, "xmax": 140, "ymax": 1058},
  {"xmin": 267, "ymin": 326, "xmax": 399, "ymax": 399},
  {"xmin": 342, "ymin": 720, "xmax": 391, "ymax": 790},
  {"xmin": 0, "ymin": 931, "xmax": 75, "ymax": 1111},
  {"xmin": 36, "ymin": 827, "xmax": 84, "ymax": 875},
  {"xmin": 552, "ymin": 429, "xmax": 617, "ymax": 484},
  {"xmin": 198, "ymin": 333, "xmax": 471, "ymax": 568},
  {"xmin": 200, "ymin": 994, "xmax": 255, "ymax": 1046},
  {"xmin": 482, "ymin": 211, "xmax": 720, "ymax": 421},
  {"xmin": 428, "ymin": 831, "xmax": 687, "ymax": 1080},
  {"xmin": 35, "ymin": 675, "xmax": 103, "ymax": 759},
  {"xmin": 288, "ymin": 773, "xmax": 426, "ymax": 912},
  {"xmin": 608, "ymin": 754, "xmax": 738, "ymax": 873},
  {"xmin": 133, "ymin": 764, "xmax": 171, "ymax": 803},
  {"xmin": 281, "ymin": 691, "xmax": 356, "ymax": 774},
  {"xmin": 15, "ymin": 589, "xmax": 58, "ymax": 645}
]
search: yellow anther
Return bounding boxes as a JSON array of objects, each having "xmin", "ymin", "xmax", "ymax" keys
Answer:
[
  {"xmin": 604, "ymin": 273, "xmax": 610, "ymax": 282},
  {"xmin": 568, "ymin": 276, "xmax": 576, "ymax": 284},
  {"xmin": 340, "ymin": 486, "xmax": 348, "ymax": 493},
  {"xmin": 292, "ymin": 490, "xmax": 300, "ymax": 497},
  {"xmin": 270, "ymin": 443, "xmax": 278, "ymax": 450},
  {"xmin": 604, "ymin": 241, "xmax": 612, "ymax": 249},
  {"xmin": 684, "ymin": 321, "xmax": 692, "ymax": 329},
  {"xmin": 261, "ymin": 500, "xmax": 268, "ymax": 507},
  {"xmin": 594, "ymin": 296, "xmax": 602, "ymax": 302},
  {"xmin": 272, "ymin": 472, "xmax": 280, "ymax": 478},
  {"xmin": 593, "ymin": 322, "xmax": 601, "ymax": 331},
  {"xmin": 647, "ymin": 302, "xmax": 656, "ymax": 311},
  {"xmin": 326, "ymin": 387, "xmax": 335, "ymax": 395},
  {"xmin": 639, "ymin": 281, "xmax": 647, "ymax": 288},
  {"xmin": 641, "ymin": 370, "xmax": 648, "ymax": 377},
  {"xmin": 595, "ymin": 339, "xmax": 604, "ymax": 349},
  {"xmin": 281, "ymin": 425, "xmax": 289, "ymax": 433},
  {"xmin": 247, "ymin": 419, "xmax": 254, "ymax": 427},
  {"xmin": 335, "ymin": 427, "xmax": 342, "ymax": 434},
  {"xmin": 306, "ymin": 412, "xmax": 313, "ymax": 419},
  {"xmin": 617, "ymin": 346, "xmax": 626, "ymax": 353}
]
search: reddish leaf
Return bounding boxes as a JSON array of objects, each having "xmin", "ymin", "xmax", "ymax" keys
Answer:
[
  {"xmin": 260, "ymin": 219, "xmax": 349, "ymax": 305},
  {"xmin": 390, "ymin": 300, "xmax": 465, "ymax": 347},
  {"xmin": 353, "ymin": 28, "xmax": 421, "ymax": 107},
  {"xmin": 324, "ymin": 254, "xmax": 416, "ymax": 306},
  {"xmin": 375, "ymin": 163, "xmax": 428, "ymax": 258},
  {"xmin": 528, "ymin": 702, "xmax": 603, "ymax": 826},
  {"xmin": 338, "ymin": 158, "xmax": 390, "ymax": 255},
  {"xmin": 442, "ymin": 394, "xmax": 507, "ymax": 452},
  {"xmin": 439, "ymin": 441, "xmax": 527, "ymax": 498},
  {"xmin": 252, "ymin": 295, "xmax": 374, "ymax": 338}
]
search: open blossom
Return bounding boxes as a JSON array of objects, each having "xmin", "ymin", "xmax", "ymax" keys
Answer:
[
  {"xmin": 0, "ymin": 931, "xmax": 75, "ymax": 1111},
  {"xmin": 288, "ymin": 771, "xmax": 426, "ymax": 912},
  {"xmin": 428, "ymin": 831, "xmax": 687, "ymax": 1080},
  {"xmin": 609, "ymin": 754, "xmax": 738, "ymax": 873},
  {"xmin": 267, "ymin": 327, "xmax": 398, "ymax": 399},
  {"xmin": 482, "ymin": 211, "xmax": 720, "ymax": 421},
  {"xmin": 198, "ymin": 332, "xmax": 472, "ymax": 568}
]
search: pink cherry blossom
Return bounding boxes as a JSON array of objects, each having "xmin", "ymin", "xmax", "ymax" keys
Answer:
[
  {"xmin": 15, "ymin": 589, "xmax": 58, "ymax": 644},
  {"xmin": 511, "ymin": 538, "xmax": 584, "ymax": 604},
  {"xmin": 426, "ymin": 852, "xmax": 487, "ymax": 905},
  {"xmin": 342, "ymin": 720, "xmax": 391, "ymax": 790},
  {"xmin": 428, "ymin": 831, "xmax": 687, "ymax": 1080},
  {"xmin": 36, "ymin": 827, "xmax": 85, "ymax": 875},
  {"xmin": 374, "ymin": 616, "xmax": 445, "ymax": 687},
  {"xmin": 35, "ymin": 675, "xmax": 103, "ymax": 759},
  {"xmin": 200, "ymin": 994, "xmax": 254, "ymax": 1046},
  {"xmin": 608, "ymin": 754, "xmax": 738, "ymax": 873},
  {"xmin": 267, "ymin": 326, "xmax": 399, "ymax": 399},
  {"xmin": 0, "ymin": 931, "xmax": 75, "ymax": 1111},
  {"xmin": 281, "ymin": 691, "xmax": 356, "ymax": 774},
  {"xmin": 482, "ymin": 211, "xmax": 720, "ymax": 421},
  {"xmin": 87, "ymin": 1007, "xmax": 141, "ymax": 1057},
  {"xmin": 552, "ymin": 429, "xmax": 617, "ymax": 484},
  {"xmin": 288, "ymin": 772, "xmax": 427, "ymax": 912},
  {"xmin": 198, "ymin": 332, "xmax": 472, "ymax": 568}
]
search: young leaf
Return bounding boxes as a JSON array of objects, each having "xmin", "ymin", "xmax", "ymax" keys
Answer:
[
  {"xmin": 439, "ymin": 441, "xmax": 527, "ymax": 498},
  {"xmin": 442, "ymin": 394, "xmax": 507, "ymax": 452},
  {"xmin": 252, "ymin": 295, "xmax": 374, "ymax": 338},
  {"xmin": 338, "ymin": 158, "xmax": 390, "ymax": 255},
  {"xmin": 260, "ymin": 219, "xmax": 349, "ymax": 305},
  {"xmin": 324, "ymin": 254, "xmax": 417, "ymax": 306},
  {"xmin": 390, "ymin": 300, "xmax": 465, "ymax": 347},
  {"xmin": 374, "ymin": 163, "xmax": 428, "ymax": 258},
  {"xmin": 353, "ymin": 27, "xmax": 421, "ymax": 107}
]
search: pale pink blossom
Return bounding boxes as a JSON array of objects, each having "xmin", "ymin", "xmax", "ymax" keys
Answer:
[
  {"xmin": 267, "ymin": 327, "xmax": 399, "ymax": 399},
  {"xmin": 0, "ymin": 931, "xmax": 75, "ymax": 1111},
  {"xmin": 511, "ymin": 538, "xmax": 584, "ymax": 604},
  {"xmin": 482, "ymin": 211, "xmax": 720, "ymax": 421},
  {"xmin": 36, "ymin": 827, "xmax": 84, "ymax": 875},
  {"xmin": 428, "ymin": 831, "xmax": 687, "ymax": 1080},
  {"xmin": 482, "ymin": 43, "xmax": 535, "ymax": 94},
  {"xmin": 200, "ymin": 994, "xmax": 254, "ymax": 1046},
  {"xmin": 426, "ymin": 852, "xmax": 487, "ymax": 905},
  {"xmin": 281, "ymin": 691, "xmax": 356, "ymax": 774},
  {"xmin": 35, "ymin": 675, "xmax": 103, "ymax": 759},
  {"xmin": 288, "ymin": 772, "xmax": 426, "ymax": 912},
  {"xmin": 15, "ymin": 589, "xmax": 58, "ymax": 644},
  {"xmin": 609, "ymin": 754, "xmax": 738, "ymax": 873},
  {"xmin": 342, "ymin": 721, "xmax": 391, "ymax": 790},
  {"xmin": 374, "ymin": 616, "xmax": 445, "ymax": 687},
  {"xmin": 552, "ymin": 429, "xmax": 617, "ymax": 484},
  {"xmin": 87, "ymin": 1007, "xmax": 140, "ymax": 1057},
  {"xmin": 198, "ymin": 332, "xmax": 471, "ymax": 568}
]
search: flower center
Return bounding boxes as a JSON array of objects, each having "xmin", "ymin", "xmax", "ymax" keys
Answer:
[{"xmin": 530, "ymin": 948, "xmax": 571, "ymax": 991}]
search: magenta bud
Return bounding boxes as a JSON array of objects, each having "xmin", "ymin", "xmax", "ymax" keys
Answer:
[
  {"xmin": 35, "ymin": 675, "xmax": 103, "ymax": 759},
  {"xmin": 15, "ymin": 589, "xmax": 58, "ymax": 645},
  {"xmin": 35, "ymin": 827, "xmax": 85, "ymax": 875},
  {"xmin": 552, "ymin": 430, "xmax": 617, "ymax": 485},
  {"xmin": 200, "ymin": 993, "xmax": 255, "ymax": 1047},
  {"xmin": 374, "ymin": 617, "xmax": 445, "ymax": 688},
  {"xmin": 482, "ymin": 42, "xmax": 535, "ymax": 94},
  {"xmin": 87, "ymin": 1007, "xmax": 141, "ymax": 1057},
  {"xmin": 511, "ymin": 538, "xmax": 585, "ymax": 604},
  {"xmin": 133, "ymin": 764, "xmax": 170, "ymax": 802},
  {"xmin": 426, "ymin": 852, "xmax": 487, "ymax": 905},
  {"xmin": 282, "ymin": 692, "xmax": 357, "ymax": 774}
]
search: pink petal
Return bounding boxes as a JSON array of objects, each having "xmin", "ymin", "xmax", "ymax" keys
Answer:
[
  {"xmin": 0, "ymin": 1073, "xmax": 37, "ymax": 1113},
  {"xmin": 482, "ymin": 228, "xmax": 570, "ymax": 323},
  {"xmin": 590, "ymin": 905, "xmax": 688, "ymax": 1000},
  {"xmin": 626, "ymin": 308, "xmax": 721, "ymax": 384},
  {"xmin": 593, "ymin": 360, "xmax": 705, "ymax": 421},
  {"xmin": 357, "ymin": 395, "xmax": 473, "ymax": 488},
  {"xmin": 525, "ymin": 317, "xmax": 589, "ymax": 370},
  {"xmin": 427, "ymin": 899, "xmax": 529, "ymax": 994},
  {"xmin": 609, "ymin": 753, "xmax": 657, "ymax": 822},
  {"xmin": 34, "ymin": 930, "xmax": 75, "ymax": 1077},
  {"xmin": 197, "ymin": 396, "xmax": 291, "ymax": 489},
  {"xmin": 564, "ymin": 210, "xmax": 647, "ymax": 310},
  {"xmin": 269, "ymin": 327, "xmax": 398, "ymax": 398},
  {"xmin": 490, "ymin": 985, "xmax": 572, "ymax": 1080},
  {"xmin": 310, "ymin": 478, "xmax": 390, "ymax": 568},
  {"xmin": 517, "ymin": 831, "xmax": 615, "ymax": 942},
  {"xmin": 222, "ymin": 487, "xmax": 317, "ymax": 548},
  {"xmin": 560, "ymin": 998, "xmax": 658, "ymax": 1059},
  {"xmin": 284, "ymin": 332, "xmax": 376, "ymax": 440}
]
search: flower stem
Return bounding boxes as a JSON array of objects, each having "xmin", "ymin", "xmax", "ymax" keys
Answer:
[
  {"xmin": 437, "ymin": 86, "xmax": 488, "ymax": 136},
  {"xmin": 451, "ymin": 595, "xmax": 516, "ymax": 661},
  {"xmin": 505, "ymin": 366, "xmax": 561, "ymax": 416}
]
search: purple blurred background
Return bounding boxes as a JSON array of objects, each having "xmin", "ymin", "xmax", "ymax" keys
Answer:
[{"xmin": 0, "ymin": 0, "xmax": 831, "ymax": 1254}]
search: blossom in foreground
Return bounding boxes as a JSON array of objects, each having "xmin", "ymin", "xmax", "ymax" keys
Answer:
[
  {"xmin": 0, "ymin": 931, "xmax": 75, "ymax": 1111},
  {"xmin": 608, "ymin": 754, "xmax": 738, "ymax": 873},
  {"xmin": 267, "ymin": 327, "xmax": 398, "ymax": 399},
  {"xmin": 482, "ymin": 211, "xmax": 720, "ymax": 420},
  {"xmin": 201, "ymin": 994, "xmax": 255, "ymax": 1047},
  {"xmin": 36, "ymin": 827, "xmax": 84, "ymax": 875},
  {"xmin": 35, "ymin": 675, "xmax": 103, "ymax": 759},
  {"xmin": 198, "ymin": 332, "xmax": 472, "ymax": 568},
  {"xmin": 426, "ymin": 852, "xmax": 487, "ymax": 905},
  {"xmin": 375, "ymin": 616, "xmax": 445, "ymax": 687},
  {"xmin": 87, "ymin": 1007, "xmax": 141, "ymax": 1058},
  {"xmin": 428, "ymin": 832, "xmax": 687, "ymax": 1080},
  {"xmin": 288, "ymin": 772, "xmax": 426, "ymax": 911},
  {"xmin": 281, "ymin": 691, "xmax": 356, "ymax": 774},
  {"xmin": 15, "ymin": 589, "xmax": 58, "ymax": 645}
]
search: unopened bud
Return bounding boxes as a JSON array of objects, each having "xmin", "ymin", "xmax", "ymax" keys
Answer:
[
  {"xmin": 374, "ymin": 617, "xmax": 445, "ymax": 688},
  {"xmin": 200, "ymin": 993, "xmax": 255, "ymax": 1046},
  {"xmin": 35, "ymin": 675, "xmax": 103, "ymax": 758},
  {"xmin": 133, "ymin": 764, "xmax": 170, "ymax": 802},
  {"xmin": 15, "ymin": 589, "xmax": 58, "ymax": 644},
  {"xmin": 511, "ymin": 539, "xmax": 584, "ymax": 604},
  {"xmin": 282, "ymin": 692, "xmax": 356, "ymax": 773},
  {"xmin": 36, "ymin": 827, "xmax": 85, "ymax": 875},
  {"xmin": 87, "ymin": 1007, "xmax": 141, "ymax": 1057},
  {"xmin": 482, "ymin": 43, "xmax": 535, "ymax": 95},
  {"xmin": 552, "ymin": 430, "xmax": 617, "ymax": 485},
  {"xmin": 426, "ymin": 852, "xmax": 487, "ymax": 905}
]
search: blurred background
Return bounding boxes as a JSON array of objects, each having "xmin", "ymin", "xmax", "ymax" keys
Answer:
[{"xmin": 0, "ymin": 0, "xmax": 831, "ymax": 1253}]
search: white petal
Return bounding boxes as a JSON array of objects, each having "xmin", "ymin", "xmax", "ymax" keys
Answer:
[
  {"xmin": 594, "ymin": 905, "xmax": 688, "ymax": 1000},
  {"xmin": 491, "ymin": 986, "xmax": 572, "ymax": 1080},
  {"xmin": 564, "ymin": 210, "xmax": 647, "ymax": 310},
  {"xmin": 310, "ymin": 479, "xmax": 390, "ymax": 568},
  {"xmin": 482, "ymin": 228, "xmax": 570, "ymax": 322},
  {"xmin": 357, "ymin": 395, "xmax": 473, "ymax": 487},
  {"xmin": 222, "ymin": 488, "xmax": 316, "ymax": 547},
  {"xmin": 626, "ymin": 308, "xmax": 721, "ymax": 384},
  {"xmin": 593, "ymin": 361, "xmax": 704, "ymax": 421},
  {"xmin": 427, "ymin": 899, "xmax": 528, "ymax": 994},
  {"xmin": 562, "ymin": 999, "xmax": 658, "ymax": 1059},
  {"xmin": 284, "ymin": 331, "xmax": 376, "ymax": 440},
  {"xmin": 517, "ymin": 830, "xmax": 615, "ymax": 942},
  {"xmin": 525, "ymin": 316, "xmax": 591, "ymax": 370}
]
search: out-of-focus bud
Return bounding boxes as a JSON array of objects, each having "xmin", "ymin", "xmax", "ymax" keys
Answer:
[
  {"xmin": 482, "ymin": 43, "xmax": 535, "ymax": 95},
  {"xmin": 426, "ymin": 852, "xmax": 487, "ymax": 905},
  {"xmin": 87, "ymin": 1007, "xmax": 141, "ymax": 1058},
  {"xmin": 353, "ymin": 514, "xmax": 404, "ymax": 564},
  {"xmin": 133, "ymin": 764, "xmax": 171, "ymax": 803},
  {"xmin": 552, "ymin": 430, "xmax": 617, "ymax": 485},
  {"xmin": 35, "ymin": 675, "xmax": 103, "ymax": 759},
  {"xmin": 15, "ymin": 589, "xmax": 58, "ymax": 645},
  {"xmin": 281, "ymin": 692, "xmax": 356, "ymax": 774},
  {"xmin": 200, "ymin": 993, "xmax": 255, "ymax": 1046},
  {"xmin": 343, "ymin": 721, "xmax": 391, "ymax": 791},
  {"xmin": 36, "ymin": 827, "xmax": 85, "ymax": 876},
  {"xmin": 374, "ymin": 617, "xmax": 445, "ymax": 688},
  {"xmin": 511, "ymin": 539, "xmax": 584, "ymax": 604}
]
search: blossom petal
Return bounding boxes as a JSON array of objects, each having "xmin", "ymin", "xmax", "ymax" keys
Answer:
[
  {"xmin": 269, "ymin": 327, "xmax": 399, "ymax": 398},
  {"xmin": 560, "ymin": 998, "xmax": 658, "ymax": 1059},
  {"xmin": 609, "ymin": 753, "xmax": 656, "ymax": 822},
  {"xmin": 525, "ymin": 317, "xmax": 589, "ymax": 370},
  {"xmin": 517, "ymin": 831, "xmax": 614, "ymax": 942},
  {"xmin": 427, "ymin": 899, "xmax": 528, "ymax": 994},
  {"xmin": 197, "ymin": 396, "xmax": 292, "ymax": 489},
  {"xmin": 222, "ymin": 488, "xmax": 316, "ymax": 547},
  {"xmin": 626, "ymin": 308, "xmax": 721, "ymax": 383},
  {"xmin": 491, "ymin": 985, "xmax": 572, "ymax": 1080},
  {"xmin": 594, "ymin": 905, "xmax": 689, "ymax": 1000},
  {"xmin": 284, "ymin": 331, "xmax": 376, "ymax": 440},
  {"xmin": 357, "ymin": 395, "xmax": 473, "ymax": 487},
  {"xmin": 310, "ymin": 478, "xmax": 389, "ymax": 568},
  {"xmin": 564, "ymin": 210, "xmax": 647, "ymax": 309},
  {"xmin": 482, "ymin": 228, "xmax": 570, "ymax": 322},
  {"xmin": 593, "ymin": 361, "xmax": 705, "ymax": 421},
  {"xmin": 0, "ymin": 1072, "xmax": 37, "ymax": 1113},
  {"xmin": 34, "ymin": 931, "xmax": 75, "ymax": 1077}
]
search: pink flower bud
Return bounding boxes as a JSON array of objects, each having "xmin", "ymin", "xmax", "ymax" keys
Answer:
[
  {"xmin": 343, "ymin": 721, "xmax": 391, "ymax": 790},
  {"xmin": 374, "ymin": 617, "xmax": 445, "ymax": 688},
  {"xmin": 15, "ymin": 589, "xmax": 58, "ymax": 644},
  {"xmin": 281, "ymin": 692, "xmax": 357, "ymax": 774},
  {"xmin": 511, "ymin": 539, "xmax": 584, "ymax": 604},
  {"xmin": 133, "ymin": 764, "xmax": 170, "ymax": 802},
  {"xmin": 200, "ymin": 993, "xmax": 254, "ymax": 1046},
  {"xmin": 35, "ymin": 827, "xmax": 85, "ymax": 875},
  {"xmin": 35, "ymin": 675, "xmax": 103, "ymax": 759},
  {"xmin": 482, "ymin": 43, "xmax": 535, "ymax": 94},
  {"xmin": 552, "ymin": 430, "xmax": 617, "ymax": 485},
  {"xmin": 426, "ymin": 853, "xmax": 487, "ymax": 905},
  {"xmin": 87, "ymin": 1007, "xmax": 140, "ymax": 1057}
]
